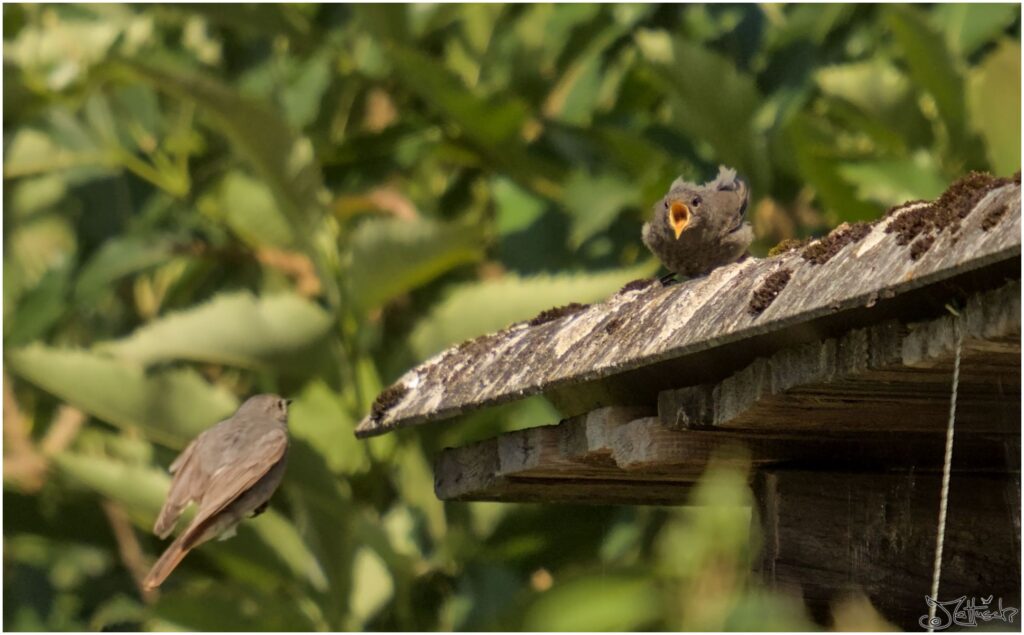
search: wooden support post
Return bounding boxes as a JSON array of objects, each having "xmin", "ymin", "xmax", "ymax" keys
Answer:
[{"xmin": 753, "ymin": 470, "xmax": 1022, "ymax": 630}]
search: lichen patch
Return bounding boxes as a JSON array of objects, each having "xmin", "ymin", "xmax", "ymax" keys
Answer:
[
  {"xmin": 768, "ymin": 237, "xmax": 811, "ymax": 257},
  {"xmin": 885, "ymin": 171, "xmax": 1013, "ymax": 249},
  {"xmin": 801, "ymin": 222, "xmax": 873, "ymax": 265},
  {"xmin": 748, "ymin": 268, "xmax": 793, "ymax": 316},
  {"xmin": 617, "ymin": 278, "xmax": 658, "ymax": 295},
  {"xmin": 370, "ymin": 382, "xmax": 409, "ymax": 423},
  {"xmin": 528, "ymin": 302, "xmax": 590, "ymax": 327}
]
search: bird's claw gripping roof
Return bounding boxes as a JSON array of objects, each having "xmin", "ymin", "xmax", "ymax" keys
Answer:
[{"xmin": 356, "ymin": 173, "xmax": 1021, "ymax": 439}]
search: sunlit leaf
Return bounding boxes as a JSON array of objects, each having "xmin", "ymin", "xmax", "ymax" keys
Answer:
[
  {"xmin": 409, "ymin": 263, "xmax": 656, "ymax": 359},
  {"xmin": 215, "ymin": 171, "xmax": 296, "ymax": 249},
  {"xmin": 7, "ymin": 344, "xmax": 238, "ymax": 447},
  {"xmin": 346, "ymin": 217, "xmax": 485, "ymax": 312},
  {"xmin": 289, "ymin": 381, "xmax": 369, "ymax": 476},
  {"xmin": 968, "ymin": 39, "xmax": 1021, "ymax": 175},
  {"xmin": 348, "ymin": 547, "xmax": 394, "ymax": 628},
  {"xmin": 837, "ymin": 154, "xmax": 947, "ymax": 206},
  {"xmin": 523, "ymin": 575, "xmax": 661, "ymax": 631},
  {"xmin": 814, "ymin": 58, "xmax": 929, "ymax": 147},
  {"xmin": 933, "ymin": 4, "xmax": 1020, "ymax": 58},
  {"xmin": 493, "ymin": 176, "xmax": 546, "ymax": 236},
  {"xmin": 97, "ymin": 291, "xmax": 333, "ymax": 368},
  {"xmin": 53, "ymin": 452, "xmax": 171, "ymax": 517}
]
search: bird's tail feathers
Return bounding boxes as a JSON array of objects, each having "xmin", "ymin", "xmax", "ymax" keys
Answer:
[{"xmin": 143, "ymin": 531, "xmax": 192, "ymax": 590}]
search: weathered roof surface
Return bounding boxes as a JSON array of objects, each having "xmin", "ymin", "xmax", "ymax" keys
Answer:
[
  {"xmin": 433, "ymin": 279, "xmax": 1020, "ymax": 505},
  {"xmin": 356, "ymin": 174, "xmax": 1021, "ymax": 439}
]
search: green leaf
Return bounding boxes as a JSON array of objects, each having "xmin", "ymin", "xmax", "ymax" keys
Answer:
[
  {"xmin": 886, "ymin": 6, "xmax": 968, "ymax": 147},
  {"xmin": 386, "ymin": 44, "xmax": 527, "ymax": 148},
  {"xmin": 280, "ymin": 53, "xmax": 331, "ymax": 130},
  {"xmin": 7, "ymin": 344, "xmax": 237, "ymax": 447},
  {"xmin": 933, "ymin": 4, "xmax": 1020, "ymax": 58},
  {"xmin": 638, "ymin": 31, "xmax": 769, "ymax": 192},
  {"xmin": 152, "ymin": 580, "xmax": 320, "ymax": 631},
  {"xmin": 837, "ymin": 154, "xmax": 947, "ymax": 207},
  {"xmin": 54, "ymin": 452, "xmax": 170, "ymax": 518},
  {"xmin": 347, "ymin": 547, "xmax": 394, "ymax": 629},
  {"xmin": 409, "ymin": 263, "xmax": 656, "ymax": 359},
  {"xmin": 493, "ymin": 176, "xmax": 546, "ymax": 236},
  {"xmin": 8, "ymin": 173, "xmax": 68, "ymax": 218},
  {"xmin": 563, "ymin": 171, "xmax": 642, "ymax": 248},
  {"xmin": 5, "ymin": 264, "xmax": 69, "ymax": 345},
  {"xmin": 246, "ymin": 505, "xmax": 328, "ymax": 592},
  {"xmin": 97, "ymin": 291, "xmax": 333, "ymax": 369},
  {"xmin": 216, "ymin": 171, "xmax": 296, "ymax": 249},
  {"xmin": 74, "ymin": 235, "xmax": 176, "ymax": 303},
  {"xmin": 393, "ymin": 442, "xmax": 446, "ymax": 541},
  {"xmin": 968, "ymin": 39, "xmax": 1021, "ymax": 175},
  {"xmin": 4, "ymin": 214, "xmax": 76, "ymax": 315},
  {"xmin": 119, "ymin": 61, "xmax": 324, "ymax": 229},
  {"xmin": 366, "ymin": 37, "xmax": 563, "ymax": 198},
  {"xmin": 763, "ymin": 4, "xmax": 853, "ymax": 50},
  {"xmin": 346, "ymin": 217, "xmax": 485, "ymax": 312},
  {"xmin": 786, "ymin": 114, "xmax": 882, "ymax": 222},
  {"xmin": 814, "ymin": 58, "xmax": 929, "ymax": 147},
  {"xmin": 523, "ymin": 575, "xmax": 661, "ymax": 631},
  {"xmin": 116, "ymin": 60, "xmax": 338, "ymax": 307},
  {"xmin": 289, "ymin": 381, "xmax": 369, "ymax": 476},
  {"xmin": 543, "ymin": 12, "xmax": 643, "ymax": 126}
]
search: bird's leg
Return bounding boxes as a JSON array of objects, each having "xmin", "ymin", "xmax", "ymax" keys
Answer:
[
  {"xmin": 250, "ymin": 501, "xmax": 269, "ymax": 518},
  {"xmin": 658, "ymin": 273, "xmax": 679, "ymax": 286}
]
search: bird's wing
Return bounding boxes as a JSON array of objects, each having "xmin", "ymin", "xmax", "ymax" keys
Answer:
[
  {"xmin": 154, "ymin": 435, "xmax": 205, "ymax": 538},
  {"xmin": 187, "ymin": 427, "xmax": 288, "ymax": 533}
]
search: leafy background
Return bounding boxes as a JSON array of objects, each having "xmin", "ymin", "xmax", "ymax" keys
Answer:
[{"xmin": 3, "ymin": 4, "xmax": 1019, "ymax": 631}]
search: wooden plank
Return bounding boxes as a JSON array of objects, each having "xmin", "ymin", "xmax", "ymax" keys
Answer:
[
  {"xmin": 358, "ymin": 180, "xmax": 1021, "ymax": 438},
  {"xmin": 754, "ymin": 470, "xmax": 1021, "ymax": 630},
  {"xmin": 658, "ymin": 281, "xmax": 1020, "ymax": 433},
  {"xmin": 435, "ymin": 407, "xmax": 1019, "ymax": 505}
]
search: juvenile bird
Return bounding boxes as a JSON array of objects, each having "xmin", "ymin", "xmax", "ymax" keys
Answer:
[
  {"xmin": 642, "ymin": 165, "xmax": 753, "ymax": 278},
  {"xmin": 143, "ymin": 394, "xmax": 291, "ymax": 590}
]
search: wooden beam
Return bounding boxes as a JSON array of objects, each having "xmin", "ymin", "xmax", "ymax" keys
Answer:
[
  {"xmin": 435, "ymin": 408, "xmax": 1019, "ymax": 505},
  {"xmin": 358, "ymin": 179, "xmax": 1020, "ymax": 438},
  {"xmin": 658, "ymin": 281, "xmax": 1020, "ymax": 433}
]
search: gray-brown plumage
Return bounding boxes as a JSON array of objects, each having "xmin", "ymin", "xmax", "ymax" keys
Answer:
[
  {"xmin": 143, "ymin": 394, "xmax": 291, "ymax": 590},
  {"xmin": 642, "ymin": 165, "xmax": 753, "ymax": 277}
]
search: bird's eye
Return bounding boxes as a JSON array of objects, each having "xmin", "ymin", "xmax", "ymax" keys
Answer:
[
  {"xmin": 663, "ymin": 199, "xmax": 669, "ymax": 210},
  {"xmin": 691, "ymin": 196, "xmax": 702, "ymax": 207}
]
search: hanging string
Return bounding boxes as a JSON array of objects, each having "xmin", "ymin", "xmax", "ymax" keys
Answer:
[{"xmin": 926, "ymin": 308, "xmax": 963, "ymax": 633}]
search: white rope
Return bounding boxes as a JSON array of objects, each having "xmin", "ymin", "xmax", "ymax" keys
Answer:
[{"xmin": 926, "ymin": 310, "xmax": 963, "ymax": 632}]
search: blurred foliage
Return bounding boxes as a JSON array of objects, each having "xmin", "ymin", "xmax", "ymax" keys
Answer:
[{"xmin": 3, "ymin": 3, "xmax": 1017, "ymax": 631}]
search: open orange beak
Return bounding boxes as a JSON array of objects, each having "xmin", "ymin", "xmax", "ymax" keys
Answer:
[{"xmin": 669, "ymin": 201, "xmax": 690, "ymax": 239}]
